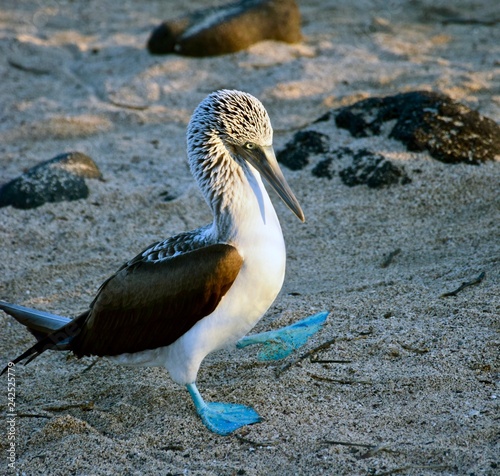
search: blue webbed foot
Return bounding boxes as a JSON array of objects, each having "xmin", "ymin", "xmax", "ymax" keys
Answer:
[
  {"xmin": 236, "ymin": 311, "xmax": 329, "ymax": 361},
  {"xmin": 187, "ymin": 383, "xmax": 261, "ymax": 436},
  {"xmin": 198, "ymin": 402, "xmax": 261, "ymax": 435}
]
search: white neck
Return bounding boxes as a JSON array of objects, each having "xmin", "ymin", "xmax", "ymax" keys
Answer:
[
  {"xmin": 190, "ymin": 139, "xmax": 283, "ymax": 246},
  {"xmin": 216, "ymin": 163, "xmax": 282, "ymax": 245}
]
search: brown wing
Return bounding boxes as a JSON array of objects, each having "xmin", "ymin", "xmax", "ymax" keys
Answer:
[{"xmin": 71, "ymin": 243, "xmax": 243, "ymax": 357}]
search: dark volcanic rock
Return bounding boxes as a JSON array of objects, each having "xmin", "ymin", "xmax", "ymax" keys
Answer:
[
  {"xmin": 311, "ymin": 157, "xmax": 335, "ymax": 180},
  {"xmin": 334, "ymin": 91, "xmax": 500, "ymax": 164},
  {"xmin": 311, "ymin": 147, "xmax": 350, "ymax": 180},
  {"xmin": 147, "ymin": 0, "xmax": 302, "ymax": 57},
  {"xmin": 0, "ymin": 152, "xmax": 102, "ymax": 209},
  {"xmin": 277, "ymin": 130, "xmax": 410, "ymax": 187},
  {"xmin": 338, "ymin": 149, "xmax": 411, "ymax": 188},
  {"xmin": 312, "ymin": 148, "xmax": 411, "ymax": 188},
  {"xmin": 277, "ymin": 130, "xmax": 329, "ymax": 170}
]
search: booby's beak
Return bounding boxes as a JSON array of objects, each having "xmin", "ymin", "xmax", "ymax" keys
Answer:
[{"xmin": 241, "ymin": 144, "xmax": 305, "ymax": 222}]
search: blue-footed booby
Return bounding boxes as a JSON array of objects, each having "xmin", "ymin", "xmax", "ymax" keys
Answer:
[{"xmin": 1, "ymin": 90, "xmax": 328, "ymax": 435}]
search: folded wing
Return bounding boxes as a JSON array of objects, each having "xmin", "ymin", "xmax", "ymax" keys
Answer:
[{"xmin": 72, "ymin": 243, "xmax": 243, "ymax": 356}]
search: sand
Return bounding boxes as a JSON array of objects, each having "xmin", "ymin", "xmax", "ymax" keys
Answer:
[{"xmin": 0, "ymin": 1, "xmax": 498, "ymax": 475}]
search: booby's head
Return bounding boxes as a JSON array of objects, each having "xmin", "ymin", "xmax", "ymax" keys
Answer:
[{"xmin": 187, "ymin": 89, "xmax": 305, "ymax": 222}]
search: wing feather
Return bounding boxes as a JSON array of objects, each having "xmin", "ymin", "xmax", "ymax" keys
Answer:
[{"xmin": 71, "ymin": 243, "xmax": 243, "ymax": 357}]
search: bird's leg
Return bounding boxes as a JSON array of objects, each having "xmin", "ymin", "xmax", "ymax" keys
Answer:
[
  {"xmin": 186, "ymin": 383, "xmax": 261, "ymax": 436},
  {"xmin": 236, "ymin": 311, "xmax": 329, "ymax": 361}
]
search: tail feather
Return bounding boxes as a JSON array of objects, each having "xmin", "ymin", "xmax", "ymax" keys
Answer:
[
  {"xmin": 0, "ymin": 300, "xmax": 87, "ymax": 374},
  {"xmin": 0, "ymin": 301, "xmax": 71, "ymax": 335}
]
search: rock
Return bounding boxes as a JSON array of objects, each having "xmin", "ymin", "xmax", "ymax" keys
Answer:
[
  {"xmin": 337, "ymin": 149, "xmax": 411, "ymax": 188},
  {"xmin": 310, "ymin": 147, "xmax": 352, "ymax": 180},
  {"xmin": 277, "ymin": 90, "xmax": 498, "ymax": 187},
  {"xmin": 333, "ymin": 91, "xmax": 500, "ymax": 164},
  {"xmin": 277, "ymin": 130, "xmax": 329, "ymax": 170},
  {"xmin": 147, "ymin": 0, "xmax": 302, "ymax": 57},
  {"xmin": 0, "ymin": 152, "xmax": 102, "ymax": 209},
  {"xmin": 278, "ymin": 130, "xmax": 411, "ymax": 187},
  {"xmin": 311, "ymin": 148, "xmax": 411, "ymax": 188},
  {"xmin": 277, "ymin": 128, "xmax": 410, "ymax": 188}
]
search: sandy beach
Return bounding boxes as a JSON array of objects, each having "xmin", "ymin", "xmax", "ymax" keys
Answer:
[{"xmin": 0, "ymin": 1, "xmax": 498, "ymax": 474}]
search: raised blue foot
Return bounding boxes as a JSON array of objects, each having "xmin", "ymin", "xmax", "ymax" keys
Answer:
[
  {"xmin": 186, "ymin": 383, "xmax": 261, "ymax": 436},
  {"xmin": 236, "ymin": 311, "xmax": 329, "ymax": 361}
]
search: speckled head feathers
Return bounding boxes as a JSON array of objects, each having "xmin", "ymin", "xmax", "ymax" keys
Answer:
[{"xmin": 187, "ymin": 90, "xmax": 273, "ymax": 153}]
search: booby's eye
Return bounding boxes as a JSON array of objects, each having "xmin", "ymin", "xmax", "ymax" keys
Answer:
[{"xmin": 244, "ymin": 142, "xmax": 256, "ymax": 150}]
